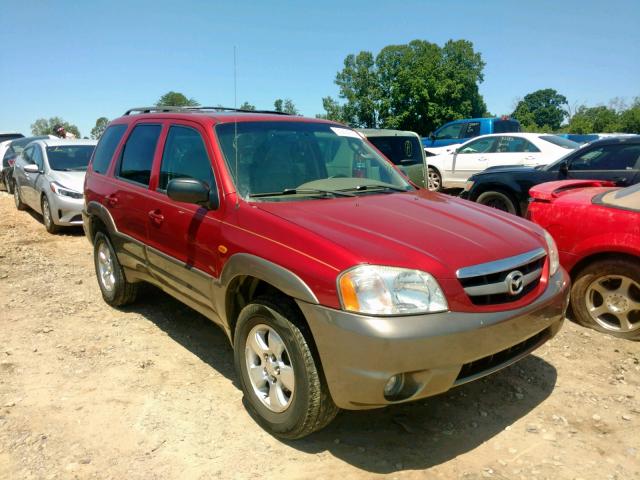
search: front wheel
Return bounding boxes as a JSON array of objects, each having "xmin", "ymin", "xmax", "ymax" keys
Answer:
[
  {"xmin": 13, "ymin": 182, "xmax": 26, "ymax": 210},
  {"xmin": 42, "ymin": 196, "xmax": 59, "ymax": 234},
  {"xmin": 234, "ymin": 296, "xmax": 338, "ymax": 439},
  {"xmin": 571, "ymin": 259, "xmax": 640, "ymax": 340},
  {"xmin": 427, "ymin": 167, "xmax": 442, "ymax": 192},
  {"xmin": 476, "ymin": 190, "xmax": 517, "ymax": 215}
]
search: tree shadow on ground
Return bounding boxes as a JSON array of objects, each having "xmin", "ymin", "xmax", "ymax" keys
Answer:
[{"xmin": 128, "ymin": 286, "xmax": 557, "ymax": 474}]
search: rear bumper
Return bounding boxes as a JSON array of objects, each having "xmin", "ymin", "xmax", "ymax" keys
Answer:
[{"xmin": 298, "ymin": 268, "xmax": 569, "ymax": 410}]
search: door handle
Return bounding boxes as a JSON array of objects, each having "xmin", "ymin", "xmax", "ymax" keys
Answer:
[
  {"xmin": 478, "ymin": 157, "xmax": 487, "ymax": 161},
  {"xmin": 148, "ymin": 209, "xmax": 164, "ymax": 226},
  {"xmin": 104, "ymin": 194, "xmax": 118, "ymax": 207}
]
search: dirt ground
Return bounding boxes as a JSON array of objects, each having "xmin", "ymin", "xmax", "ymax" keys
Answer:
[{"xmin": 0, "ymin": 190, "xmax": 638, "ymax": 480}]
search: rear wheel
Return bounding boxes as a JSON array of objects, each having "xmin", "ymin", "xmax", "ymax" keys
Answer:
[
  {"xmin": 93, "ymin": 231, "xmax": 139, "ymax": 307},
  {"xmin": 234, "ymin": 295, "xmax": 338, "ymax": 439},
  {"xmin": 427, "ymin": 167, "xmax": 442, "ymax": 192},
  {"xmin": 13, "ymin": 182, "xmax": 26, "ymax": 211},
  {"xmin": 476, "ymin": 190, "xmax": 517, "ymax": 215},
  {"xmin": 571, "ymin": 259, "xmax": 640, "ymax": 340},
  {"xmin": 42, "ymin": 196, "xmax": 59, "ymax": 234}
]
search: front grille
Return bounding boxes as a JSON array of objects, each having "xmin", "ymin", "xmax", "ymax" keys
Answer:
[
  {"xmin": 457, "ymin": 248, "xmax": 546, "ymax": 306},
  {"xmin": 454, "ymin": 328, "xmax": 550, "ymax": 385}
]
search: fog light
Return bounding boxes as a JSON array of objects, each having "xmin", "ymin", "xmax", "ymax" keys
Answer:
[{"xmin": 383, "ymin": 374, "xmax": 404, "ymax": 397}]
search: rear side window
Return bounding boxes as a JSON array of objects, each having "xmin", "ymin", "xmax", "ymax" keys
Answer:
[
  {"xmin": 493, "ymin": 120, "xmax": 521, "ymax": 134},
  {"xmin": 464, "ymin": 122, "xmax": 481, "ymax": 138},
  {"xmin": 435, "ymin": 123, "xmax": 465, "ymax": 140},
  {"xmin": 118, "ymin": 124, "xmax": 162, "ymax": 186},
  {"xmin": 158, "ymin": 126, "xmax": 215, "ymax": 191},
  {"xmin": 92, "ymin": 125, "xmax": 127, "ymax": 174},
  {"xmin": 496, "ymin": 136, "xmax": 540, "ymax": 153},
  {"xmin": 367, "ymin": 136, "xmax": 423, "ymax": 166}
]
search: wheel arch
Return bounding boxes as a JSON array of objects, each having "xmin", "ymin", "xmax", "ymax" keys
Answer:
[
  {"xmin": 569, "ymin": 251, "xmax": 640, "ymax": 280},
  {"xmin": 84, "ymin": 200, "xmax": 118, "ymax": 243}
]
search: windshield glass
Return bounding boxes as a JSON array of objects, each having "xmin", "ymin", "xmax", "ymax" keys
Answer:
[
  {"xmin": 215, "ymin": 121, "xmax": 413, "ymax": 200},
  {"xmin": 46, "ymin": 145, "xmax": 95, "ymax": 171},
  {"xmin": 539, "ymin": 135, "xmax": 580, "ymax": 149},
  {"xmin": 600, "ymin": 183, "xmax": 640, "ymax": 211}
]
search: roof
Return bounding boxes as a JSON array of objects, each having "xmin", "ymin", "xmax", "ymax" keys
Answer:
[
  {"xmin": 38, "ymin": 138, "xmax": 97, "ymax": 147},
  {"xmin": 115, "ymin": 110, "xmax": 338, "ymax": 126},
  {"xmin": 8, "ymin": 135, "xmax": 56, "ymax": 147},
  {"xmin": 357, "ymin": 128, "xmax": 421, "ymax": 138}
]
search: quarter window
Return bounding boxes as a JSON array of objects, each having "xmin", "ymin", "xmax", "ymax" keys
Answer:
[
  {"xmin": 118, "ymin": 124, "xmax": 162, "ymax": 186},
  {"xmin": 92, "ymin": 125, "xmax": 127, "ymax": 174},
  {"xmin": 158, "ymin": 126, "xmax": 215, "ymax": 191}
]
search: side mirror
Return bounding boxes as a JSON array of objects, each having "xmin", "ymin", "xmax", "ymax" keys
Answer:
[
  {"xmin": 428, "ymin": 132, "xmax": 435, "ymax": 141},
  {"xmin": 24, "ymin": 164, "xmax": 40, "ymax": 174},
  {"xmin": 167, "ymin": 178, "xmax": 219, "ymax": 210},
  {"xmin": 559, "ymin": 163, "xmax": 569, "ymax": 176}
]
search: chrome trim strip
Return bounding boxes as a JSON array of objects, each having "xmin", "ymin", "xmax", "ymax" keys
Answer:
[
  {"xmin": 456, "ymin": 247, "xmax": 546, "ymax": 279},
  {"xmin": 463, "ymin": 268, "xmax": 542, "ymax": 296}
]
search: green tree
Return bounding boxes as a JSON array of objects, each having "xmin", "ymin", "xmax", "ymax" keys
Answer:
[
  {"xmin": 238, "ymin": 101, "xmax": 256, "ymax": 111},
  {"xmin": 512, "ymin": 88, "xmax": 568, "ymax": 130},
  {"xmin": 619, "ymin": 97, "xmax": 640, "ymax": 133},
  {"xmin": 156, "ymin": 91, "xmax": 199, "ymax": 107},
  {"xmin": 566, "ymin": 105, "xmax": 621, "ymax": 133},
  {"xmin": 90, "ymin": 117, "xmax": 109, "ymax": 139},
  {"xmin": 31, "ymin": 117, "xmax": 81, "ymax": 138},
  {"xmin": 321, "ymin": 39, "xmax": 487, "ymax": 134},
  {"xmin": 274, "ymin": 98, "xmax": 299, "ymax": 115},
  {"xmin": 316, "ymin": 97, "xmax": 346, "ymax": 122}
]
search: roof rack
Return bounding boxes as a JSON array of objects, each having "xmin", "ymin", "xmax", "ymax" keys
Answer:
[{"xmin": 123, "ymin": 106, "xmax": 293, "ymax": 116}]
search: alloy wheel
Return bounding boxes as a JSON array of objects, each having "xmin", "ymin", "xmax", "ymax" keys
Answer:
[
  {"xmin": 97, "ymin": 241, "xmax": 116, "ymax": 293},
  {"xmin": 586, "ymin": 275, "xmax": 640, "ymax": 332}
]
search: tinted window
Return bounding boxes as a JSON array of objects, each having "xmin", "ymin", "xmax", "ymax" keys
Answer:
[
  {"xmin": 118, "ymin": 125, "xmax": 161, "ymax": 186},
  {"xmin": 459, "ymin": 137, "xmax": 498, "ymax": 154},
  {"xmin": 435, "ymin": 123, "xmax": 465, "ymax": 140},
  {"xmin": 0, "ymin": 134, "xmax": 24, "ymax": 143},
  {"xmin": 159, "ymin": 126, "xmax": 214, "ymax": 191},
  {"xmin": 496, "ymin": 136, "xmax": 540, "ymax": 153},
  {"xmin": 464, "ymin": 122, "xmax": 481, "ymax": 138},
  {"xmin": 47, "ymin": 146, "xmax": 95, "ymax": 171},
  {"xmin": 539, "ymin": 135, "xmax": 580, "ymax": 149},
  {"xmin": 92, "ymin": 125, "xmax": 127, "ymax": 174},
  {"xmin": 493, "ymin": 120, "xmax": 521, "ymax": 133},
  {"xmin": 22, "ymin": 146, "xmax": 34, "ymax": 164},
  {"xmin": 367, "ymin": 136, "xmax": 423, "ymax": 166},
  {"xmin": 569, "ymin": 144, "xmax": 640, "ymax": 171},
  {"xmin": 32, "ymin": 146, "xmax": 44, "ymax": 169}
]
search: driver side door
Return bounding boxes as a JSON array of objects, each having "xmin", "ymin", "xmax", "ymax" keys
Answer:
[{"xmin": 566, "ymin": 143, "xmax": 640, "ymax": 186}]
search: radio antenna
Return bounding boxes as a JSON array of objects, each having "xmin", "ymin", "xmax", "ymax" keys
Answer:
[{"xmin": 234, "ymin": 46, "xmax": 239, "ymax": 207}]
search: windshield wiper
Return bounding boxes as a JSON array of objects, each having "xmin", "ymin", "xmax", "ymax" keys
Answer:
[
  {"xmin": 346, "ymin": 183, "xmax": 409, "ymax": 193},
  {"xmin": 249, "ymin": 188, "xmax": 356, "ymax": 198}
]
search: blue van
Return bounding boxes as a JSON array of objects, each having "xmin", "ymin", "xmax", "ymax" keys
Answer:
[{"xmin": 422, "ymin": 117, "xmax": 521, "ymax": 149}]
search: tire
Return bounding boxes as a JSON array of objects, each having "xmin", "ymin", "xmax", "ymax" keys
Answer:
[
  {"xmin": 234, "ymin": 295, "xmax": 338, "ymax": 439},
  {"xmin": 93, "ymin": 231, "xmax": 139, "ymax": 307},
  {"xmin": 41, "ymin": 196, "xmax": 59, "ymax": 234},
  {"xmin": 13, "ymin": 182, "xmax": 26, "ymax": 211},
  {"xmin": 476, "ymin": 190, "xmax": 518, "ymax": 215},
  {"xmin": 571, "ymin": 259, "xmax": 640, "ymax": 340},
  {"xmin": 5, "ymin": 174, "xmax": 13, "ymax": 194},
  {"xmin": 427, "ymin": 167, "xmax": 442, "ymax": 192}
]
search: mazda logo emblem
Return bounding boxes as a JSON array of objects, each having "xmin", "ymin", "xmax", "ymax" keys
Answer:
[{"xmin": 506, "ymin": 270, "xmax": 524, "ymax": 295}]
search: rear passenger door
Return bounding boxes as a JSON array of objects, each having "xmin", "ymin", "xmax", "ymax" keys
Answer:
[
  {"xmin": 493, "ymin": 136, "xmax": 541, "ymax": 168},
  {"xmin": 145, "ymin": 122, "xmax": 223, "ymax": 311}
]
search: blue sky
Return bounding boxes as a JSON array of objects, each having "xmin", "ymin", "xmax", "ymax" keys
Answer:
[{"xmin": 1, "ymin": 0, "xmax": 639, "ymax": 137}]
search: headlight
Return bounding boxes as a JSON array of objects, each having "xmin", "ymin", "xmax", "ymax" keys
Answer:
[
  {"xmin": 543, "ymin": 230, "xmax": 559, "ymax": 276},
  {"xmin": 463, "ymin": 180, "xmax": 474, "ymax": 191},
  {"xmin": 50, "ymin": 181, "xmax": 83, "ymax": 199},
  {"xmin": 338, "ymin": 265, "xmax": 448, "ymax": 315}
]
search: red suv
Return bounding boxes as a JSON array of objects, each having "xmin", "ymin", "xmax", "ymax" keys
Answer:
[{"xmin": 83, "ymin": 107, "xmax": 569, "ymax": 438}]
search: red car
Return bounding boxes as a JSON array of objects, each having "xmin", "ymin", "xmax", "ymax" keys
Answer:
[{"xmin": 528, "ymin": 180, "xmax": 640, "ymax": 340}]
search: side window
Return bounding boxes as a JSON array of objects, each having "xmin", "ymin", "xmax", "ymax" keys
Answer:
[
  {"xmin": 92, "ymin": 124, "xmax": 127, "ymax": 174},
  {"xmin": 158, "ymin": 126, "xmax": 215, "ymax": 191},
  {"xmin": 570, "ymin": 145, "xmax": 640, "ymax": 171},
  {"xmin": 435, "ymin": 123, "xmax": 465, "ymax": 140},
  {"xmin": 32, "ymin": 146, "xmax": 44, "ymax": 169},
  {"xmin": 118, "ymin": 124, "xmax": 162, "ymax": 186},
  {"xmin": 458, "ymin": 137, "xmax": 497, "ymax": 154},
  {"xmin": 22, "ymin": 146, "xmax": 34, "ymax": 164},
  {"xmin": 464, "ymin": 122, "xmax": 481, "ymax": 138}
]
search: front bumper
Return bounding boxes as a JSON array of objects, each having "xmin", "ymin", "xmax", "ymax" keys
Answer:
[
  {"xmin": 297, "ymin": 268, "xmax": 569, "ymax": 410},
  {"xmin": 48, "ymin": 194, "xmax": 84, "ymax": 226}
]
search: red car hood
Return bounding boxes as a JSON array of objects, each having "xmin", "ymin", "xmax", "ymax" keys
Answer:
[{"xmin": 255, "ymin": 190, "xmax": 547, "ymax": 279}]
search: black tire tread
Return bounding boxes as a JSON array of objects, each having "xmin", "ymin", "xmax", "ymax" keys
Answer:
[
  {"xmin": 42, "ymin": 196, "xmax": 59, "ymax": 234},
  {"xmin": 14, "ymin": 182, "xmax": 26, "ymax": 211},
  {"xmin": 476, "ymin": 189, "xmax": 518, "ymax": 215}
]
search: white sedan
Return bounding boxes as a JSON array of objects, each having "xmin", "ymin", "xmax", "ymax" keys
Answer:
[{"xmin": 426, "ymin": 133, "xmax": 579, "ymax": 191}]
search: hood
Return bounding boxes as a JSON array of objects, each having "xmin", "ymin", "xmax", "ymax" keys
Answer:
[
  {"xmin": 254, "ymin": 190, "xmax": 546, "ymax": 279},
  {"xmin": 49, "ymin": 170, "xmax": 86, "ymax": 193},
  {"xmin": 477, "ymin": 165, "xmax": 537, "ymax": 176}
]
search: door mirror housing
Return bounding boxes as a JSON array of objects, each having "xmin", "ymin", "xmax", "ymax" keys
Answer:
[
  {"xmin": 428, "ymin": 132, "xmax": 436, "ymax": 141},
  {"xmin": 559, "ymin": 163, "xmax": 569, "ymax": 176},
  {"xmin": 167, "ymin": 178, "xmax": 219, "ymax": 210},
  {"xmin": 24, "ymin": 164, "xmax": 41, "ymax": 174}
]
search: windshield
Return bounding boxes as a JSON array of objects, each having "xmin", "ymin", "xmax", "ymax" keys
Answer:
[
  {"xmin": 539, "ymin": 135, "xmax": 580, "ymax": 149},
  {"xmin": 543, "ymin": 143, "xmax": 590, "ymax": 171},
  {"xmin": 600, "ymin": 183, "xmax": 640, "ymax": 211},
  {"xmin": 46, "ymin": 145, "xmax": 95, "ymax": 171},
  {"xmin": 215, "ymin": 121, "xmax": 413, "ymax": 200}
]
